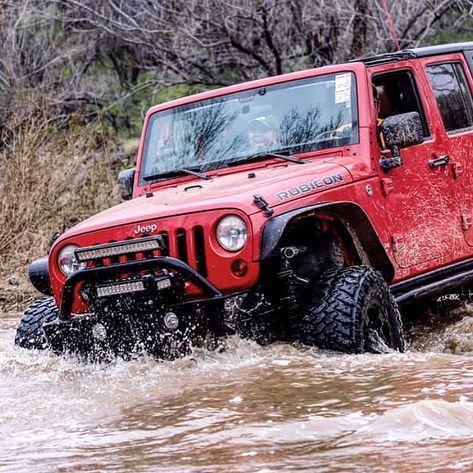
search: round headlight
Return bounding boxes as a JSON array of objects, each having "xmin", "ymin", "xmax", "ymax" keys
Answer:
[
  {"xmin": 58, "ymin": 244, "xmax": 86, "ymax": 276},
  {"xmin": 216, "ymin": 215, "xmax": 248, "ymax": 252}
]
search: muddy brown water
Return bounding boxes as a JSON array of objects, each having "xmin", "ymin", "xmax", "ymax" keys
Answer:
[{"xmin": 1, "ymin": 301, "xmax": 473, "ymax": 473}]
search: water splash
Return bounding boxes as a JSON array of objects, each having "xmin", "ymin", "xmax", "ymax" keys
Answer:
[
  {"xmin": 406, "ymin": 299, "xmax": 473, "ymax": 355},
  {"xmin": 2, "ymin": 302, "xmax": 473, "ymax": 472}
]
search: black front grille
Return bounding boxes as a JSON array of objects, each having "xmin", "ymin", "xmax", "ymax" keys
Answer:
[
  {"xmin": 194, "ymin": 226, "xmax": 207, "ymax": 277},
  {"xmin": 176, "ymin": 228, "xmax": 188, "ymax": 264},
  {"xmin": 83, "ymin": 227, "xmax": 208, "ymax": 276}
]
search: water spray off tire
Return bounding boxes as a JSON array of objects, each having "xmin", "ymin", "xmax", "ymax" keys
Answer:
[{"xmin": 300, "ymin": 266, "xmax": 406, "ymax": 354}]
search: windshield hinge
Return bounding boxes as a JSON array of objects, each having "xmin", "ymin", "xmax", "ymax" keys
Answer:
[{"xmin": 253, "ymin": 194, "xmax": 274, "ymax": 217}]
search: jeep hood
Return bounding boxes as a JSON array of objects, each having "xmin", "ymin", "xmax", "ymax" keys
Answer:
[{"xmin": 64, "ymin": 160, "xmax": 353, "ymax": 238}]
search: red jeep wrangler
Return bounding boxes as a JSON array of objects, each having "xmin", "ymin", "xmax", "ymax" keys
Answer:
[{"xmin": 16, "ymin": 42, "xmax": 473, "ymax": 359}]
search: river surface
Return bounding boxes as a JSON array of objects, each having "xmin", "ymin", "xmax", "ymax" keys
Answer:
[{"xmin": 1, "ymin": 301, "xmax": 473, "ymax": 473}]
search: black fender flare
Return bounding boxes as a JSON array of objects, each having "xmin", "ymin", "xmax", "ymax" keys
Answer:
[
  {"xmin": 260, "ymin": 202, "xmax": 395, "ymax": 281},
  {"xmin": 28, "ymin": 256, "xmax": 52, "ymax": 296}
]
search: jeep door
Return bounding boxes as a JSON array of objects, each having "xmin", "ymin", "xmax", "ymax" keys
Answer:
[
  {"xmin": 370, "ymin": 62, "xmax": 463, "ymax": 270},
  {"xmin": 422, "ymin": 52, "xmax": 473, "ymax": 248}
]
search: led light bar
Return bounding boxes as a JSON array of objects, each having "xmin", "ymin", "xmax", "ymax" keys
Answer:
[
  {"xmin": 96, "ymin": 280, "xmax": 145, "ymax": 298},
  {"xmin": 156, "ymin": 278, "xmax": 171, "ymax": 290},
  {"xmin": 75, "ymin": 238, "xmax": 161, "ymax": 262}
]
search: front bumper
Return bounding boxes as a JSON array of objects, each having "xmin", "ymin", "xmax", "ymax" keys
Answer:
[
  {"xmin": 43, "ymin": 290, "xmax": 244, "ymax": 356},
  {"xmin": 45, "ymin": 255, "xmax": 250, "ymax": 354},
  {"xmin": 58, "ymin": 256, "xmax": 223, "ymax": 319}
]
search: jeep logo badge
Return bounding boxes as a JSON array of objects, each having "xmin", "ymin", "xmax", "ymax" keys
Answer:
[{"xmin": 134, "ymin": 224, "xmax": 157, "ymax": 235}]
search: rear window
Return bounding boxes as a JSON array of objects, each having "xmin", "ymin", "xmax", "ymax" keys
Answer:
[{"xmin": 427, "ymin": 62, "xmax": 473, "ymax": 133}]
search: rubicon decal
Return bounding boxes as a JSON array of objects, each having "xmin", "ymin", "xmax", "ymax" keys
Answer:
[
  {"xmin": 134, "ymin": 224, "xmax": 157, "ymax": 235},
  {"xmin": 276, "ymin": 174, "xmax": 345, "ymax": 201}
]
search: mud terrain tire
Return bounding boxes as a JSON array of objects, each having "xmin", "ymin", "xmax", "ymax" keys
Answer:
[
  {"xmin": 15, "ymin": 297, "xmax": 59, "ymax": 350},
  {"xmin": 300, "ymin": 266, "xmax": 405, "ymax": 353}
]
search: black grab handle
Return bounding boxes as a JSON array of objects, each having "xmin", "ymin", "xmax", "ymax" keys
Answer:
[{"xmin": 429, "ymin": 155, "xmax": 450, "ymax": 168}]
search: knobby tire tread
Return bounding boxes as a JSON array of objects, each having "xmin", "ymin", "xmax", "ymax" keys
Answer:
[
  {"xmin": 15, "ymin": 296, "xmax": 59, "ymax": 350},
  {"xmin": 300, "ymin": 266, "xmax": 405, "ymax": 353}
]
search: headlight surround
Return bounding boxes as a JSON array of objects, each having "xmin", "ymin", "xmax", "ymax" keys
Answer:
[
  {"xmin": 216, "ymin": 215, "xmax": 248, "ymax": 252},
  {"xmin": 58, "ymin": 244, "xmax": 86, "ymax": 276}
]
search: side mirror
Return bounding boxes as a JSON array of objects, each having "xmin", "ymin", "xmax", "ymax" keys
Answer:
[
  {"xmin": 381, "ymin": 111, "xmax": 424, "ymax": 150},
  {"xmin": 118, "ymin": 168, "xmax": 135, "ymax": 200},
  {"xmin": 379, "ymin": 112, "xmax": 423, "ymax": 172}
]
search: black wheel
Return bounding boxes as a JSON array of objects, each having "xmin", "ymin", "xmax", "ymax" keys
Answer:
[
  {"xmin": 15, "ymin": 296, "xmax": 59, "ymax": 350},
  {"xmin": 300, "ymin": 266, "xmax": 405, "ymax": 353}
]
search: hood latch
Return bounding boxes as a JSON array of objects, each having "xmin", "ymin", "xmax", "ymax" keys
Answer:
[{"xmin": 253, "ymin": 194, "xmax": 274, "ymax": 217}]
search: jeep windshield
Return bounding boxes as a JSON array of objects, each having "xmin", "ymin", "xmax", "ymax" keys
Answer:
[{"xmin": 141, "ymin": 72, "xmax": 358, "ymax": 181}]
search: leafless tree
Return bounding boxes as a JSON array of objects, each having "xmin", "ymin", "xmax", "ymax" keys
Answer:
[
  {"xmin": 0, "ymin": 0, "xmax": 104, "ymax": 131},
  {"xmin": 1, "ymin": 0, "xmax": 472, "ymax": 131},
  {"xmin": 45, "ymin": 0, "xmax": 471, "ymax": 86}
]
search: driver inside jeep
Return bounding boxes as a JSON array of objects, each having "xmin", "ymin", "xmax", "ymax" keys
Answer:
[
  {"xmin": 246, "ymin": 115, "xmax": 280, "ymax": 152},
  {"xmin": 373, "ymin": 84, "xmax": 393, "ymax": 149},
  {"xmin": 335, "ymin": 84, "xmax": 389, "ymax": 147}
]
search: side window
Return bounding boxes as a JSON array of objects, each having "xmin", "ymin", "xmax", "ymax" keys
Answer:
[
  {"xmin": 373, "ymin": 70, "xmax": 430, "ymax": 140},
  {"xmin": 426, "ymin": 62, "xmax": 473, "ymax": 133}
]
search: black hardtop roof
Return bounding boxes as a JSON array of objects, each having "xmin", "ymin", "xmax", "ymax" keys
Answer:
[{"xmin": 354, "ymin": 41, "xmax": 473, "ymax": 66}]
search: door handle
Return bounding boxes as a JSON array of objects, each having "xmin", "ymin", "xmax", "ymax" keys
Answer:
[{"xmin": 429, "ymin": 155, "xmax": 450, "ymax": 168}]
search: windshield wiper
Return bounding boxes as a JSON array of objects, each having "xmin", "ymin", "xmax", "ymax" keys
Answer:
[
  {"xmin": 143, "ymin": 168, "xmax": 211, "ymax": 182},
  {"xmin": 228, "ymin": 151, "xmax": 308, "ymax": 167}
]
